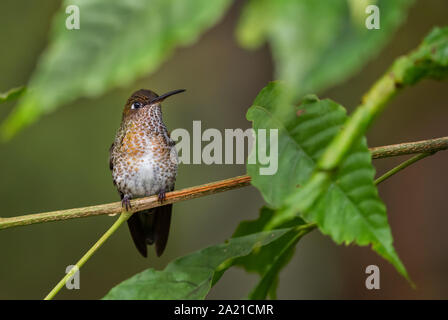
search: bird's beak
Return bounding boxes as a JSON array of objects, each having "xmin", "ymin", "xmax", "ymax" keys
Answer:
[{"xmin": 150, "ymin": 89, "xmax": 186, "ymax": 105}]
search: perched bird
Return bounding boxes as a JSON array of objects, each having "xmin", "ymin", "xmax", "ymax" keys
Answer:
[{"xmin": 109, "ymin": 88, "xmax": 185, "ymax": 257}]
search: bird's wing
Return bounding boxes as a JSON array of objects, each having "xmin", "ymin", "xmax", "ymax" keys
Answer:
[{"xmin": 108, "ymin": 142, "xmax": 115, "ymax": 171}]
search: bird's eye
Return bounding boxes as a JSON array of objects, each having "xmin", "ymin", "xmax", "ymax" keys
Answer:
[{"xmin": 131, "ymin": 102, "xmax": 142, "ymax": 110}]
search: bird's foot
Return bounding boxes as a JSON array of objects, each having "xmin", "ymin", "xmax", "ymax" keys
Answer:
[
  {"xmin": 122, "ymin": 195, "xmax": 132, "ymax": 211},
  {"xmin": 158, "ymin": 190, "xmax": 166, "ymax": 203}
]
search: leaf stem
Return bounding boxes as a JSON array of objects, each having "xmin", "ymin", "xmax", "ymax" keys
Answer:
[
  {"xmin": 249, "ymin": 223, "xmax": 316, "ymax": 299},
  {"xmin": 44, "ymin": 211, "xmax": 132, "ymax": 300},
  {"xmin": 374, "ymin": 152, "xmax": 433, "ymax": 185}
]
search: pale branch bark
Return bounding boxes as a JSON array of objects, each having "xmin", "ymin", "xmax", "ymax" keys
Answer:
[
  {"xmin": 369, "ymin": 137, "xmax": 448, "ymax": 159},
  {"xmin": 0, "ymin": 175, "xmax": 251, "ymax": 230},
  {"xmin": 1, "ymin": 136, "xmax": 447, "ymax": 231}
]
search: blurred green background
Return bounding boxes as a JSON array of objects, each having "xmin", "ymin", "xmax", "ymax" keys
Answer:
[{"xmin": 1, "ymin": 0, "xmax": 448, "ymax": 299}]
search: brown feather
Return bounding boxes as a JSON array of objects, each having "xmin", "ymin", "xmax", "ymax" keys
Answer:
[
  {"xmin": 126, "ymin": 205, "xmax": 172, "ymax": 258},
  {"xmin": 153, "ymin": 204, "xmax": 173, "ymax": 257}
]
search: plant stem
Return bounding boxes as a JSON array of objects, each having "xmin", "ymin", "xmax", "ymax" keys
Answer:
[
  {"xmin": 374, "ymin": 152, "xmax": 433, "ymax": 185},
  {"xmin": 249, "ymin": 222, "xmax": 316, "ymax": 299},
  {"xmin": 44, "ymin": 212, "xmax": 132, "ymax": 300},
  {"xmin": 1, "ymin": 137, "xmax": 447, "ymax": 231}
]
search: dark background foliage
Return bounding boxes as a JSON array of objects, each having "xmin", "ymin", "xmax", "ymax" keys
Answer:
[{"xmin": 0, "ymin": 0, "xmax": 447, "ymax": 299}]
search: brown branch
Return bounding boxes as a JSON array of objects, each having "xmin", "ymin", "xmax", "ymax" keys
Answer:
[
  {"xmin": 0, "ymin": 176, "xmax": 251, "ymax": 230},
  {"xmin": 370, "ymin": 137, "xmax": 448, "ymax": 159},
  {"xmin": 1, "ymin": 136, "xmax": 447, "ymax": 230}
]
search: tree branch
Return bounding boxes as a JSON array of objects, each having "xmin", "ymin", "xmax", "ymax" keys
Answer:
[
  {"xmin": 0, "ymin": 175, "xmax": 251, "ymax": 230},
  {"xmin": 369, "ymin": 137, "xmax": 448, "ymax": 159},
  {"xmin": 1, "ymin": 136, "xmax": 447, "ymax": 231}
]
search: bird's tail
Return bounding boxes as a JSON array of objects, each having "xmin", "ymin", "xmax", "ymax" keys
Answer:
[{"xmin": 126, "ymin": 204, "xmax": 172, "ymax": 257}]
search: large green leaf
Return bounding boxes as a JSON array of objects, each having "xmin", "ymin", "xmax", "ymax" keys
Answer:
[
  {"xmin": 103, "ymin": 229, "xmax": 290, "ymax": 300},
  {"xmin": 247, "ymin": 84, "xmax": 346, "ymax": 208},
  {"xmin": 237, "ymin": 0, "xmax": 413, "ymax": 99},
  {"xmin": 246, "ymin": 82, "xmax": 409, "ymax": 281},
  {"xmin": 1, "ymin": 0, "xmax": 232, "ymax": 139}
]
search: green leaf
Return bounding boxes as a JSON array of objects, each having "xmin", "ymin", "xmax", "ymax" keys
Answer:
[
  {"xmin": 280, "ymin": 141, "xmax": 410, "ymax": 281},
  {"xmin": 271, "ymin": 27, "xmax": 448, "ymax": 284},
  {"xmin": 246, "ymin": 82, "xmax": 409, "ymax": 281},
  {"xmin": 394, "ymin": 26, "xmax": 448, "ymax": 85},
  {"xmin": 247, "ymin": 83, "xmax": 347, "ymax": 208},
  {"xmin": 1, "ymin": 0, "xmax": 232, "ymax": 139},
  {"xmin": 103, "ymin": 229, "xmax": 290, "ymax": 300},
  {"xmin": 237, "ymin": 0, "xmax": 413, "ymax": 98},
  {"xmin": 0, "ymin": 87, "xmax": 26, "ymax": 104}
]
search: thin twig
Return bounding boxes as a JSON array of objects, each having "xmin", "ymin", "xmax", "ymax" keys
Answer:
[
  {"xmin": 44, "ymin": 212, "xmax": 132, "ymax": 300},
  {"xmin": 1, "ymin": 137, "xmax": 447, "ymax": 231},
  {"xmin": 374, "ymin": 152, "xmax": 434, "ymax": 185},
  {"xmin": 370, "ymin": 137, "xmax": 448, "ymax": 159}
]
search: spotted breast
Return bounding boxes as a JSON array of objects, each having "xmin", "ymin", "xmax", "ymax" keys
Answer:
[{"xmin": 109, "ymin": 88, "xmax": 184, "ymax": 257}]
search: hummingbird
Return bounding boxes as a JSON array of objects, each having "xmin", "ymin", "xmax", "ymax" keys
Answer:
[{"xmin": 109, "ymin": 88, "xmax": 185, "ymax": 257}]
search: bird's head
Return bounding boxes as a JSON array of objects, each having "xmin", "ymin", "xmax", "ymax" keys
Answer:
[{"xmin": 122, "ymin": 88, "xmax": 185, "ymax": 121}]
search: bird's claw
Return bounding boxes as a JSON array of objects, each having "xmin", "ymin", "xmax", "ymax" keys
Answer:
[
  {"xmin": 122, "ymin": 195, "xmax": 132, "ymax": 211},
  {"xmin": 158, "ymin": 191, "xmax": 166, "ymax": 203}
]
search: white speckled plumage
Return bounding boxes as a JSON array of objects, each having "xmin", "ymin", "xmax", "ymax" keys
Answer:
[
  {"xmin": 112, "ymin": 104, "xmax": 177, "ymax": 198},
  {"xmin": 109, "ymin": 89, "xmax": 182, "ymax": 257},
  {"xmin": 110, "ymin": 97, "xmax": 177, "ymax": 200}
]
